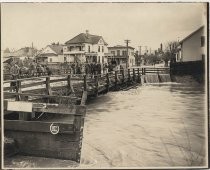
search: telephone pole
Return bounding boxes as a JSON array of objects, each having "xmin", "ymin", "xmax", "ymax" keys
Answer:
[
  {"xmin": 138, "ymin": 46, "xmax": 142, "ymax": 56},
  {"xmin": 124, "ymin": 39, "xmax": 130, "ymax": 68}
]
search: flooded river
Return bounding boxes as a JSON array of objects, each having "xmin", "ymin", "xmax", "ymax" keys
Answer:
[{"xmin": 4, "ymin": 81, "xmax": 207, "ymax": 168}]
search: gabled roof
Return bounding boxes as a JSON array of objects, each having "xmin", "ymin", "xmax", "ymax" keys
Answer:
[
  {"xmin": 180, "ymin": 26, "xmax": 204, "ymax": 43},
  {"xmin": 65, "ymin": 33, "xmax": 108, "ymax": 45},
  {"xmin": 48, "ymin": 44, "xmax": 63, "ymax": 55},
  {"xmin": 108, "ymin": 45, "xmax": 135, "ymax": 49}
]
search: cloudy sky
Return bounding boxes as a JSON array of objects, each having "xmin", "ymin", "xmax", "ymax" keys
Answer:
[{"xmin": 2, "ymin": 3, "xmax": 207, "ymax": 52}]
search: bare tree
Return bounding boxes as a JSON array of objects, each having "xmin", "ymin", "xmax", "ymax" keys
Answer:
[{"xmin": 162, "ymin": 41, "xmax": 179, "ymax": 67}]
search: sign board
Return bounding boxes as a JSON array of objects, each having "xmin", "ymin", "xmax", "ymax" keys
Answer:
[{"xmin": 7, "ymin": 101, "xmax": 33, "ymax": 112}]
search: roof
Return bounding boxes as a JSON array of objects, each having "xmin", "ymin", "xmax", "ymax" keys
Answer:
[
  {"xmin": 48, "ymin": 44, "xmax": 63, "ymax": 55},
  {"xmin": 65, "ymin": 33, "xmax": 108, "ymax": 45},
  {"xmin": 180, "ymin": 26, "xmax": 204, "ymax": 43},
  {"xmin": 108, "ymin": 45, "xmax": 135, "ymax": 49}
]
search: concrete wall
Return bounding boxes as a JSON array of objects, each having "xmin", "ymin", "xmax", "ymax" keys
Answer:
[{"xmin": 181, "ymin": 28, "xmax": 205, "ymax": 62}]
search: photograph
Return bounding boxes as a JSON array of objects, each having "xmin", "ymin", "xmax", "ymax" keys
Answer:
[{"xmin": 1, "ymin": 2, "xmax": 208, "ymax": 169}]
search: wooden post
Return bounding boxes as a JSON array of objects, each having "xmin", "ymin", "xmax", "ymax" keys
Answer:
[
  {"xmin": 46, "ymin": 77, "xmax": 52, "ymax": 96},
  {"xmin": 16, "ymin": 80, "xmax": 31, "ymax": 120},
  {"xmin": 122, "ymin": 69, "xmax": 125, "ymax": 83},
  {"xmin": 83, "ymin": 74, "xmax": 87, "ymax": 91},
  {"xmin": 115, "ymin": 71, "xmax": 118, "ymax": 87},
  {"xmin": 128, "ymin": 69, "xmax": 131, "ymax": 81},
  {"xmin": 16, "ymin": 80, "xmax": 21, "ymax": 101},
  {"xmin": 67, "ymin": 74, "xmax": 75, "ymax": 94},
  {"xmin": 106, "ymin": 73, "xmax": 110, "ymax": 92},
  {"xmin": 137, "ymin": 68, "xmax": 140, "ymax": 83},
  {"xmin": 95, "ymin": 75, "xmax": 99, "ymax": 97},
  {"xmin": 133, "ymin": 68, "xmax": 136, "ymax": 81}
]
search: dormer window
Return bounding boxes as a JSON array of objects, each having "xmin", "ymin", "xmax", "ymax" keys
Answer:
[{"xmin": 98, "ymin": 46, "xmax": 100, "ymax": 52}]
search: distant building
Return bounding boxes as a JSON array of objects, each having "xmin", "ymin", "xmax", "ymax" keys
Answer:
[
  {"xmin": 108, "ymin": 45, "xmax": 135, "ymax": 67},
  {"xmin": 63, "ymin": 30, "xmax": 109, "ymax": 64},
  {"xmin": 176, "ymin": 26, "xmax": 206, "ymax": 62},
  {"xmin": 3, "ymin": 47, "xmax": 38, "ymax": 64},
  {"xmin": 36, "ymin": 43, "xmax": 63, "ymax": 65}
]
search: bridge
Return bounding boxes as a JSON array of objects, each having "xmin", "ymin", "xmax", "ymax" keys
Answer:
[{"xmin": 3, "ymin": 67, "xmax": 170, "ymax": 163}]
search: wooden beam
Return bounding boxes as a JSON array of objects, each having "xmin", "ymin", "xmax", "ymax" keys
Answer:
[
  {"xmin": 80, "ymin": 91, "xmax": 87, "ymax": 106},
  {"xmin": 4, "ymin": 100, "xmax": 86, "ymax": 115},
  {"xmin": 5, "ymin": 120, "xmax": 74, "ymax": 134}
]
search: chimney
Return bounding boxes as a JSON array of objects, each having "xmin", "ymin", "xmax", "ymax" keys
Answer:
[{"xmin": 86, "ymin": 30, "xmax": 89, "ymax": 38}]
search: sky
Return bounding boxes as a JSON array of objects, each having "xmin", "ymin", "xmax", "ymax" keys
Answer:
[{"xmin": 2, "ymin": 3, "xmax": 207, "ymax": 53}]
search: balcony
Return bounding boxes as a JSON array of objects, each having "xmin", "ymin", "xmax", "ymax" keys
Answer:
[
  {"xmin": 85, "ymin": 52, "xmax": 98, "ymax": 56},
  {"xmin": 63, "ymin": 50, "xmax": 85, "ymax": 55}
]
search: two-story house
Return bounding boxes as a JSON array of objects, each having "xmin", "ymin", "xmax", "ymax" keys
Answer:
[
  {"xmin": 108, "ymin": 45, "xmax": 135, "ymax": 68},
  {"xmin": 63, "ymin": 31, "xmax": 109, "ymax": 64}
]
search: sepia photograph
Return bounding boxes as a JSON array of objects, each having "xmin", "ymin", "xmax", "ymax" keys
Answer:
[{"xmin": 1, "ymin": 2, "xmax": 209, "ymax": 169}]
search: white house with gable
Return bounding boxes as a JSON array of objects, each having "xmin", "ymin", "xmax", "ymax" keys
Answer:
[{"xmin": 63, "ymin": 30, "xmax": 109, "ymax": 64}]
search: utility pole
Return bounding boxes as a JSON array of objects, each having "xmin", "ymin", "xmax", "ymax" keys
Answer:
[
  {"xmin": 124, "ymin": 39, "xmax": 130, "ymax": 68},
  {"xmin": 138, "ymin": 46, "xmax": 141, "ymax": 56},
  {"xmin": 145, "ymin": 46, "xmax": 148, "ymax": 54}
]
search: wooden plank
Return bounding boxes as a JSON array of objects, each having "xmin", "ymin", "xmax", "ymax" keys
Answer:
[
  {"xmin": 4, "ymin": 120, "xmax": 75, "ymax": 134},
  {"xmin": 5, "ymin": 130, "xmax": 83, "ymax": 162},
  {"xmin": 50, "ymin": 78, "xmax": 67, "ymax": 83},
  {"xmin": 20, "ymin": 81, "xmax": 46, "ymax": 89},
  {"xmin": 4, "ymin": 101, "xmax": 86, "ymax": 115},
  {"xmin": 80, "ymin": 91, "xmax": 87, "ymax": 106}
]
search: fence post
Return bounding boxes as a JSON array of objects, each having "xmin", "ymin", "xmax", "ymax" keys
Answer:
[
  {"xmin": 133, "ymin": 68, "xmax": 136, "ymax": 81},
  {"xmin": 122, "ymin": 69, "xmax": 125, "ymax": 83},
  {"xmin": 83, "ymin": 74, "xmax": 87, "ymax": 91},
  {"xmin": 106, "ymin": 73, "xmax": 110, "ymax": 92},
  {"xmin": 67, "ymin": 74, "xmax": 74, "ymax": 94},
  {"xmin": 137, "ymin": 68, "xmax": 140, "ymax": 83},
  {"xmin": 95, "ymin": 75, "xmax": 99, "ymax": 97},
  {"xmin": 16, "ymin": 80, "xmax": 21, "ymax": 101},
  {"xmin": 128, "ymin": 69, "xmax": 131, "ymax": 81},
  {"xmin": 115, "ymin": 71, "xmax": 118, "ymax": 87},
  {"xmin": 46, "ymin": 76, "xmax": 52, "ymax": 95}
]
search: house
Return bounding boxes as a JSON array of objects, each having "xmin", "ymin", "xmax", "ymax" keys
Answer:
[
  {"xmin": 63, "ymin": 30, "xmax": 109, "ymax": 64},
  {"xmin": 36, "ymin": 43, "xmax": 64, "ymax": 65},
  {"xmin": 108, "ymin": 45, "xmax": 135, "ymax": 67},
  {"xmin": 176, "ymin": 26, "xmax": 206, "ymax": 62},
  {"xmin": 3, "ymin": 47, "xmax": 38, "ymax": 60}
]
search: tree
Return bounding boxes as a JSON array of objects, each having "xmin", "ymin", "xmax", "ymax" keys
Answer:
[{"xmin": 162, "ymin": 41, "xmax": 179, "ymax": 67}]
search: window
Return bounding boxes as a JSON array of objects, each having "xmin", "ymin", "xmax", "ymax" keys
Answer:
[
  {"xmin": 88, "ymin": 46, "xmax": 90, "ymax": 52},
  {"xmin": 98, "ymin": 46, "xmax": 100, "ymax": 52},
  {"xmin": 50, "ymin": 58, "xmax": 52, "ymax": 62},
  {"xmin": 122, "ymin": 51, "xmax": 127, "ymax": 56},
  {"xmin": 98, "ymin": 56, "xmax": 100, "ymax": 63},
  {"xmin": 117, "ymin": 50, "xmax": 120, "ymax": 56},
  {"xmin": 102, "ymin": 56, "xmax": 104, "ymax": 63},
  {"xmin": 64, "ymin": 56, "xmax": 67, "ymax": 62},
  {"xmin": 102, "ymin": 46, "xmax": 104, "ymax": 52},
  {"xmin": 201, "ymin": 36, "xmax": 205, "ymax": 47},
  {"xmin": 111, "ymin": 51, "xmax": 115, "ymax": 56}
]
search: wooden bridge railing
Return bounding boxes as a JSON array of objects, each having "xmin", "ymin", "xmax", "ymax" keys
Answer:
[{"xmin": 3, "ymin": 67, "xmax": 170, "ymax": 101}]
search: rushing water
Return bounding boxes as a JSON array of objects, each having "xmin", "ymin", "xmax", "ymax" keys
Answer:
[
  {"xmin": 80, "ymin": 82, "xmax": 207, "ymax": 168},
  {"xmin": 4, "ymin": 81, "xmax": 207, "ymax": 168}
]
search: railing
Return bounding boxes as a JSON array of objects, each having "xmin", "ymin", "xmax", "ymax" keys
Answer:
[{"xmin": 3, "ymin": 67, "xmax": 170, "ymax": 101}]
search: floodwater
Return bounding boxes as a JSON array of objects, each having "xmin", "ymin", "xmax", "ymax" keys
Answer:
[
  {"xmin": 80, "ymin": 82, "xmax": 207, "ymax": 168},
  {"xmin": 4, "ymin": 80, "xmax": 207, "ymax": 168}
]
